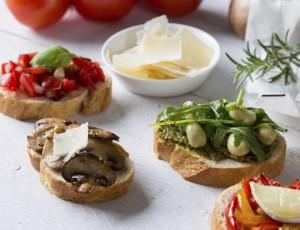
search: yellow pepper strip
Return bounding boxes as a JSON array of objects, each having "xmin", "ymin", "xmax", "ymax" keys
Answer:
[
  {"xmin": 235, "ymin": 189, "xmax": 272, "ymax": 226},
  {"xmin": 237, "ymin": 189, "xmax": 256, "ymax": 215},
  {"xmin": 235, "ymin": 210, "xmax": 271, "ymax": 226}
]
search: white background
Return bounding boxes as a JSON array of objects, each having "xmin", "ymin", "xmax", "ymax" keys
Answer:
[{"xmin": 0, "ymin": 1, "xmax": 300, "ymax": 230}]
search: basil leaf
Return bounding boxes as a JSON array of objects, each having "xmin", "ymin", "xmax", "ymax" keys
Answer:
[{"xmin": 30, "ymin": 45, "xmax": 75, "ymax": 70}]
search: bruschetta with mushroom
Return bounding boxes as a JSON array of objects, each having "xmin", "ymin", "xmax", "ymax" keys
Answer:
[
  {"xmin": 152, "ymin": 90, "xmax": 286, "ymax": 187},
  {"xmin": 211, "ymin": 174, "xmax": 300, "ymax": 229},
  {"xmin": 27, "ymin": 119, "xmax": 134, "ymax": 203},
  {"xmin": 0, "ymin": 45, "xmax": 111, "ymax": 120}
]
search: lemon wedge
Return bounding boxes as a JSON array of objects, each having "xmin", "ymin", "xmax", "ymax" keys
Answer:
[{"xmin": 250, "ymin": 182, "xmax": 300, "ymax": 223}]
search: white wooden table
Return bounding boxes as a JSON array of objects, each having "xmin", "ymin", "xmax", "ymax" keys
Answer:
[{"xmin": 0, "ymin": 1, "xmax": 300, "ymax": 230}]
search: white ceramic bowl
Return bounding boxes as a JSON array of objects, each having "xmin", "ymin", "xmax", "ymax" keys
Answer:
[{"xmin": 101, "ymin": 24, "xmax": 220, "ymax": 97}]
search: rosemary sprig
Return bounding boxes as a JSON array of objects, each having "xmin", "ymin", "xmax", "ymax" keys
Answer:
[{"xmin": 226, "ymin": 31, "xmax": 300, "ymax": 87}]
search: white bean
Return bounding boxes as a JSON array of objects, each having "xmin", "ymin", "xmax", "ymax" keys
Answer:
[
  {"xmin": 229, "ymin": 109, "xmax": 256, "ymax": 125},
  {"xmin": 257, "ymin": 126, "xmax": 277, "ymax": 146},
  {"xmin": 186, "ymin": 123, "xmax": 207, "ymax": 148},
  {"xmin": 227, "ymin": 133, "xmax": 250, "ymax": 156}
]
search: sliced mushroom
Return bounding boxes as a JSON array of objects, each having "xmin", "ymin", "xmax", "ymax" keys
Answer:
[
  {"xmin": 88, "ymin": 126, "xmax": 119, "ymax": 141},
  {"xmin": 87, "ymin": 139, "xmax": 126, "ymax": 171},
  {"xmin": 31, "ymin": 118, "xmax": 66, "ymax": 142},
  {"xmin": 34, "ymin": 118, "xmax": 65, "ymax": 129},
  {"xmin": 28, "ymin": 119, "xmax": 79, "ymax": 153},
  {"xmin": 62, "ymin": 153, "xmax": 116, "ymax": 188}
]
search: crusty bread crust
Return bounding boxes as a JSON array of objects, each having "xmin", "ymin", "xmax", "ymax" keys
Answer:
[
  {"xmin": 27, "ymin": 145, "xmax": 41, "ymax": 171},
  {"xmin": 40, "ymin": 139, "xmax": 135, "ymax": 203},
  {"xmin": 211, "ymin": 184, "xmax": 240, "ymax": 230},
  {"xmin": 0, "ymin": 75, "xmax": 112, "ymax": 120},
  {"xmin": 153, "ymin": 131, "xmax": 286, "ymax": 187}
]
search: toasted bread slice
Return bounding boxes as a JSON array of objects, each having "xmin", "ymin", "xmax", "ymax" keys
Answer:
[
  {"xmin": 211, "ymin": 183, "xmax": 300, "ymax": 229},
  {"xmin": 211, "ymin": 184, "xmax": 240, "ymax": 230},
  {"xmin": 0, "ymin": 75, "xmax": 111, "ymax": 120},
  {"xmin": 27, "ymin": 145, "xmax": 42, "ymax": 171},
  {"xmin": 153, "ymin": 131, "xmax": 286, "ymax": 187},
  {"xmin": 40, "ymin": 139, "xmax": 135, "ymax": 203}
]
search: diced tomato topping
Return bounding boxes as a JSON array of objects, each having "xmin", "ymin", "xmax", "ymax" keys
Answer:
[
  {"xmin": 1, "ymin": 61, "xmax": 17, "ymax": 74},
  {"xmin": 39, "ymin": 75, "xmax": 52, "ymax": 88},
  {"xmin": 46, "ymin": 78, "xmax": 62, "ymax": 91},
  {"xmin": 62, "ymin": 79, "xmax": 79, "ymax": 92},
  {"xmin": 1, "ymin": 52, "xmax": 104, "ymax": 100},
  {"xmin": 72, "ymin": 57, "xmax": 91, "ymax": 68},
  {"xmin": 18, "ymin": 52, "xmax": 37, "ymax": 68},
  {"xmin": 78, "ymin": 68, "xmax": 97, "ymax": 90},
  {"xmin": 8, "ymin": 71, "xmax": 20, "ymax": 90},
  {"xmin": 20, "ymin": 73, "xmax": 36, "ymax": 97},
  {"xmin": 23, "ymin": 66, "xmax": 46, "ymax": 75},
  {"xmin": 64, "ymin": 64, "xmax": 79, "ymax": 80},
  {"xmin": 91, "ymin": 62, "xmax": 105, "ymax": 82}
]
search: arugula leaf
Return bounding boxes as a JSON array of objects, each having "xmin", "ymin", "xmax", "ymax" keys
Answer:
[
  {"xmin": 251, "ymin": 108, "xmax": 287, "ymax": 132},
  {"xmin": 209, "ymin": 99, "xmax": 230, "ymax": 119},
  {"xmin": 156, "ymin": 103, "xmax": 212, "ymax": 122},
  {"xmin": 213, "ymin": 127, "xmax": 229, "ymax": 149},
  {"xmin": 212, "ymin": 126, "xmax": 265, "ymax": 162},
  {"xmin": 30, "ymin": 45, "xmax": 75, "ymax": 71},
  {"xmin": 230, "ymin": 127, "xmax": 265, "ymax": 162},
  {"xmin": 154, "ymin": 91, "xmax": 286, "ymax": 163}
]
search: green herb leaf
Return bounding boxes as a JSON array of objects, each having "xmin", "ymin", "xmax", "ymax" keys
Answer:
[
  {"xmin": 229, "ymin": 127, "xmax": 265, "ymax": 162},
  {"xmin": 213, "ymin": 127, "xmax": 229, "ymax": 149},
  {"xmin": 30, "ymin": 45, "xmax": 75, "ymax": 70},
  {"xmin": 251, "ymin": 108, "xmax": 287, "ymax": 132},
  {"xmin": 154, "ymin": 93, "xmax": 286, "ymax": 163},
  {"xmin": 227, "ymin": 31, "xmax": 299, "ymax": 87},
  {"xmin": 225, "ymin": 90, "xmax": 246, "ymax": 111},
  {"xmin": 209, "ymin": 99, "xmax": 230, "ymax": 119}
]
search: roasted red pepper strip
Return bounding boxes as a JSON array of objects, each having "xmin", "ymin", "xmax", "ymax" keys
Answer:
[
  {"xmin": 225, "ymin": 175, "xmax": 284, "ymax": 230},
  {"xmin": 225, "ymin": 195, "xmax": 242, "ymax": 230},
  {"xmin": 289, "ymin": 179, "xmax": 300, "ymax": 190}
]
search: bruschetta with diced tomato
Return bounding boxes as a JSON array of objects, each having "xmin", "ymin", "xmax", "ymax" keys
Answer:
[{"xmin": 0, "ymin": 45, "xmax": 111, "ymax": 120}]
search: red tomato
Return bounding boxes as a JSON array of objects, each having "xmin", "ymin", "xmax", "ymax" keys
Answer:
[
  {"xmin": 18, "ymin": 53, "xmax": 37, "ymax": 68},
  {"xmin": 1, "ymin": 61, "xmax": 17, "ymax": 74},
  {"xmin": 73, "ymin": 0, "xmax": 136, "ymax": 21},
  {"xmin": 20, "ymin": 73, "xmax": 36, "ymax": 97},
  {"xmin": 5, "ymin": 0, "xmax": 71, "ymax": 29},
  {"xmin": 62, "ymin": 79, "xmax": 79, "ymax": 92},
  {"xmin": 24, "ymin": 67, "xmax": 47, "ymax": 75},
  {"xmin": 146, "ymin": 0, "xmax": 201, "ymax": 16}
]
